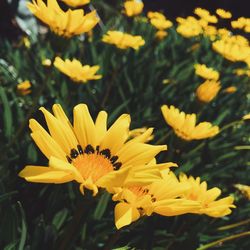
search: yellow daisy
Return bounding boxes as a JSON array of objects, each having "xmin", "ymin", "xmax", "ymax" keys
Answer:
[
  {"xmin": 124, "ymin": 0, "xmax": 144, "ymax": 17},
  {"xmin": 179, "ymin": 174, "xmax": 236, "ymax": 217},
  {"xmin": 102, "ymin": 31, "xmax": 145, "ymax": 50},
  {"xmin": 147, "ymin": 11, "xmax": 172, "ymax": 31},
  {"xmin": 113, "ymin": 169, "xmax": 200, "ymax": 229},
  {"xmin": 17, "ymin": 80, "xmax": 32, "ymax": 95},
  {"xmin": 19, "ymin": 104, "xmax": 167, "ymax": 195},
  {"xmin": 161, "ymin": 105, "xmax": 219, "ymax": 141},
  {"xmin": 212, "ymin": 35, "xmax": 250, "ymax": 62},
  {"xmin": 54, "ymin": 57, "xmax": 102, "ymax": 83},
  {"xmin": 60, "ymin": 0, "xmax": 90, "ymax": 8},
  {"xmin": 194, "ymin": 64, "xmax": 220, "ymax": 81},
  {"xmin": 27, "ymin": 0, "xmax": 99, "ymax": 38},
  {"xmin": 216, "ymin": 9, "xmax": 232, "ymax": 19},
  {"xmin": 234, "ymin": 184, "xmax": 250, "ymax": 200},
  {"xmin": 196, "ymin": 80, "xmax": 221, "ymax": 103}
]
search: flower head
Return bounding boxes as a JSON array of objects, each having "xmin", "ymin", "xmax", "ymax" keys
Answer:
[
  {"xmin": 60, "ymin": 0, "xmax": 90, "ymax": 8},
  {"xmin": 124, "ymin": 0, "xmax": 144, "ymax": 17},
  {"xmin": 155, "ymin": 30, "xmax": 168, "ymax": 40},
  {"xmin": 27, "ymin": 0, "xmax": 99, "ymax": 38},
  {"xmin": 234, "ymin": 184, "xmax": 250, "ymax": 200},
  {"xmin": 113, "ymin": 169, "xmax": 200, "ymax": 229},
  {"xmin": 54, "ymin": 57, "xmax": 102, "ymax": 83},
  {"xmin": 194, "ymin": 8, "xmax": 218, "ymax": 23},
  {"xmin": 242, "ymin": 114, "xmax": 250, "ymax": 120},
  {"xmin": 196, "ymin": 80, "xmax": 221, "ymax": 103},
  {"xmin": 216, "ymin": 9, "xmax": 232, "ymax": 19},
  {"xmin": 212, "ymin": 35, "xmax": 250, "ymax": 62},
  {"xmin": 161, "ymin": 105, "xmax": 219, "ymax": 141},
  {"xmin": 194, "ymin": 64, "xmax": 220, "ymax": 81},
  {"xmin": 176, "ymin": 16, "xmax": 203, "ymax": 38},
  {"xmin": 17, "ymin": 80, "xmax": 32, "ymax": 95},
  {"xmin": 102, "ymin": 31, "xmax": 145, "ymax": 50},
  {"xmin": 223, "ymin": 86, "xmax": 237, "ymax": 94},
  {"xmin": 19, "ymin": 104, "xmax": 167, "ymax": 195},
  {"xmin": 148, "ymin": 11, "xmax": 172, "ymax": 30},
  {"xmin": 179, "ymin": 174, "xmax": 235, "ymax": 217}
]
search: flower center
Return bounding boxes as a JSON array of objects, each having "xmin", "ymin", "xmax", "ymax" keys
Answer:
[{"xmin": 66, "ymin": 144, "xmax": 122, "ymax": 182}]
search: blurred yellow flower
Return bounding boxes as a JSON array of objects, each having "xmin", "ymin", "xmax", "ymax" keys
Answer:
[
  {"xmin": 113, "ymin": 169, "xmax": 200, "ymax": 229},
  {"xmin": 161, "ymin": 105, "xmax": 219, "ymax": 141},
  {"xmin": 155, "ymin": 30, "xmax": 168, "ymax": 40},
  {"xmin": 176, "ymin": 16, "xmax": 203, "ymax": 38},
  {"xmin": 124, "ymin": 0, "xmax": 144, "ymax": 17},
  {"xmin": 17, "ymin": 80, "xmax": 32, "ymax": 95},
  {"xmin": 42, "ymin": 58, "xmax": 52, "ymax": 67},
  {"xmin": 27, "ymin": 0, "xmax": 99, "ymax": 38},
  {"xmin": 212, "ymin": 35, "xmax": 250, "ymax": 62},
  {"xmin": 216, "ymin": 9, "xmax": 232, "ymax": 19},
  {"xmin": 194, "ymin": 64, "xmax": 220, "ymax": 81},
  {"xmin": 196, "ymin": 80, "xmax": 221, "ymax": 103},
  {"xmin": 234, "ymin": 68, "xmax": 250, "ymax": 77},
  {"xmin": 203, "ymin": 25, "xmax": 217, "ymax": 40},
  {"xmin": 54, "ymin": 57, "xmax": 102, "ymax": 83},
  {"xmin": 60, "ymin": 0, "xmax": 90, "ymax": 7},
  {"xmin": 223, "ymin": 86, "xmax": 237, "ymax": 94},
  {"xmin": 242, "ymin": 114, "xmax": 250, "ymax": 120},
  {"xmin": 179, "ymin": 174, "xmax": 235, "ymax": 217},
  {"xmin": 194, "ymin": 8, "xmax": 218, "ymax": 23},
  {"xmin": 231, "ymin": 17, "xmax": 250, "ymax": 33},
  {"xmin": 19, "ymin": 104, "xmax": 167, "ymax": 196},
  {"xmin": 102, "ymin": 31, "xmax": 145, "ymax": 50},
  {"xmin": 148, "ymin": 11, "xmax": 172, "ymax": 30},
  {"xmin": 234, "ymin": 184, "xmax": 250, "ymax": 200}
]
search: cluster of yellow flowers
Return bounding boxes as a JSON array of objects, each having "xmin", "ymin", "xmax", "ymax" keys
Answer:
[
  {"xmin": 176, "ymin": 7, "xmax": 233, "ymax": 40},
  {"xmin": 19, "ymin": 104, "xmax": 233, "ymax": 229},
  {"xmin": 147, "ymin": 11, "xmax": 173, "ymax": 40},
  {"xmin": 231, "ymin": 17, "xmax": 250, "ymax": 33},
  {"xmin": 17, "ymin": 0, "xmax": 243, "ymax": 229}
]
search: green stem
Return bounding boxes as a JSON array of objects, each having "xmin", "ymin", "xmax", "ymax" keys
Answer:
[
  {"xmin": 234, "ymin": 145, "xmax": 250, "ymax": 150},
  {"xmin": 217, "ymin": 219, "xmax": 250, "ymax": 231},
  {"xmin": 196, "ymin": 231, "xmax": 250, "ymax": 250},
  {"xmin": 220, "ymin": 120, "xmax": 243, "ymax": 132}
]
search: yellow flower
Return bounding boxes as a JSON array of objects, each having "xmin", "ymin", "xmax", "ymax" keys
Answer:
[
  {"xmin": 27, "ymin": 0, "xmax": 99, "ymax": 38},
  {"xmin": 212, "ymin": 35, "xmax": 250, "ymax": 62},
  {"xmin": 194, "ymin": 8, "xmax": 218, "ymax": 23},
  {"xmin": 19, "ymin": 104, "xmax": 167, "ymax": 195},
  {"xmin": 223, "ymin": 86, "xmax": 237, "ymax": 94},
  {"xmin": 54, "ymin": 57, "xmax": 102, "ymax": 83},
  {"xmin": 113, "ymin": 169, "xmax": 200, "ymax": 229},
  {"xmin": 234, "ymin": 68, "xmax": 250, "ymax": 77},
  {"xmin": 234, "ymin": 184, "xmax": 250, "ymax": 200},
  {"xmin": 161, "ymin": 105, "xmax": 219, "ymax": 141},
  {"xmin": 179, "ymin": 174, "xmax": 235, "ymax": 217},
  {"xmin": 217, "ymin": 28, "xmax": 231, "ymax": 38},
  {"xmin": 124, "ymin": 0, "xmax": 144, "ymax": 17},
  {"xmin": 102, "ymin": 31, "xmax": 145, "ymax": 50},
  {"xmin": 216, "ymin": 9, "xmax": 232, "ymax": 19},
  {"xmin": 194, "ymin": 64, "xmax": 220, "ymax": 81},
  {"xmin": 242, "ymin": 114, "xmax": 250, "ymax": 120},
  {"xmin": 17, "ymin": 81, "xmax": 32, "ymax": 95},
  {"xmin": 196, "ymin": 80, "xmax": 221, "ymax": 103},
  {"xmin": 60, "ymin": 0, "xmax": 90, "ymax": 8},
  {"xmin": 42, "ymin": 59, "xmax": 52, "ymax": 67},
  {"xmin": 148, "ymin": 11, "xmax": 172, "ymax": 30},
  {"xmin": 155, "ymin": 30, "xmax": 168, "ymax": 40},
  {"xmin": 203, "ymin": 25, "xmax": 217, "ymax": 40},
  {"xmin": 176, "ymin": 16, "xmax": 203, "ymax": 38},
  {"xmin": 231, "ymin": 17, "xmax": 250, "ymax": 32}
]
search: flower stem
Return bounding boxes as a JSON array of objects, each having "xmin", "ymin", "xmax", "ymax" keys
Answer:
[{"xmin": 196, "ymin": 231, "xmax": 250, "ymax": 250}]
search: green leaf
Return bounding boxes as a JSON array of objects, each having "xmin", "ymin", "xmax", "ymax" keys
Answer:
[{"xmin": 93, "ymin": 192, "xmax": 110, "ymax": 220}]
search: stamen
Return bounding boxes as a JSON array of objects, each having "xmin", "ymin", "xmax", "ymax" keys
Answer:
[
  {"xmin": 110, "ymin": 155, "xmax": 118, "ymax": 164},
  {"xmin": 84, "ymin": 144, "xmax": 95, "ymax": 154},
  {"xmin": 66, "ymin": 155, "xmax": 72, "ymax": 163},
  {"xmin": 113, "ymin": 162, "xmax": 122, "ymax": 170},
  {"xmin": 70, "ymin": 149, "xmax": 79, "ymax": 159},
  {"xmin": 77, "ymin": 145, "xmax": 83, "ymax": 154},
  {"xmin": 100, "ymin": 149, "xmax": 111, "ymax": 159}
]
